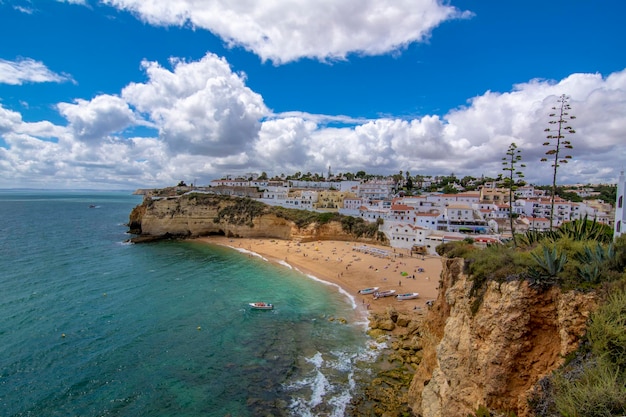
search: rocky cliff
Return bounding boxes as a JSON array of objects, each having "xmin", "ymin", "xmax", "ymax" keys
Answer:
[
  {"xmin": 408, "ymin": 258, "xmax": 597, "ymax": 417},
  {"xmin": 128, "ymin": 193, "xmax": 599, "ymax": 416},
  {"xmin": 127, "ymin": 193, "xmax": 380, "ymax": 243}
]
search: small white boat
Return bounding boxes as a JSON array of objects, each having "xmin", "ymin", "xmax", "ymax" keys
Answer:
[
  {"xmin": 373, "ymin": 290, "xmax": 396, "ymax": 299},
  {"xmin": 396, "ymin": 292, "xmax": 419, "ymax": 300},
  {"xmin": 249, "ymin": 302, "xmax": 273, "ymax": 310},
  {"xmin": 358, "ymin": 287, "xmax": 379, "ymax": 295}
]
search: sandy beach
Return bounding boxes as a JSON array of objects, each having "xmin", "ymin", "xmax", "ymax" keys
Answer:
[{"xmin": 196, "ymin": 236, "xmax": 442, "ymax": 318}]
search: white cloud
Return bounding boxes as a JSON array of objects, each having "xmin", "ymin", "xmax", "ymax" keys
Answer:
[
  {"xmin": 0, "ymin": 105, "xmax": 23, "ymax": 134},
  {"xmin": 13, "ymin": 6, "xmax": 35, "ymax": 14},
  {"xmin": 0, "ymin": 58, "xmax": 74, "ymax": 85},
  {"xmin": 57, "ymin": 94, "xmax": 138, "ymax": 143},
  {"xmin": 1, "ymin": 55, "xmax": 625, "ymax": 189},
  {"xmin": 255, "ymin": 117, "xmax": 317, "ymax": 172},
  {"xmin": 122, "ymin": 53, "xmax": 268, "ymax": 156},
  {"xmin": 247, "ymin": 69, "xmax": 626, "ymax": 185},
  {"xmin": 102, "ymin": 0, "xmax": 470, "ymax": 63}
]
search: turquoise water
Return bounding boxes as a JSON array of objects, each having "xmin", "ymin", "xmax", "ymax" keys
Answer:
[{"xmin": 0, "ymin": 191, "xmax": 375, "ymax": 417}]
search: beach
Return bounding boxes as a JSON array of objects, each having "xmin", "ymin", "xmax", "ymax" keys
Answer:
[{"xmin": 197, "ymin": 236, "xmax": 442, "ymax": 318}]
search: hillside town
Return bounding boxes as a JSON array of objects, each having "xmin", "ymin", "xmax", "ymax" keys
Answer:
[{"xmin": 141, "ymin": 171, "xmax": 620, "ymax": 255}]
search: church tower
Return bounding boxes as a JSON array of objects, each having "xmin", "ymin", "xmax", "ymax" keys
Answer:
[{"xmin": 615, "ymin": 171, "xmax": 625, "ymax": 240}]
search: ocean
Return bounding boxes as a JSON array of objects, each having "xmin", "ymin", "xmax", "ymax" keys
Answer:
[{"xmin": 0, "ymin": 190, "xmax": 380, "ymax": 417}]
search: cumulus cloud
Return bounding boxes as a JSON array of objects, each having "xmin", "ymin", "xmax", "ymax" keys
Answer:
[
  {"xmin": 0, "ymin": 58, "xmax": 74, "ymax": 85},
  {"xmin": 102, "ymin": 0, "xmax": 469, "ymax": 63},
  {"xmin": 255, "ymin": 117, "xmax": 317, "ymax": 172},
  {"xmin": 1, "ymin": 55, "xmax": 625, "ymax": 189},
  {"xmin": 0, "ymin": 105, "xmax": 23, "ymax": 134},
  {"xmin": 57, "ymin": 94, "xmax": 138, "ymax": 143},
  {"xmin": 122, "ymin": 53, "xmax": 268, "ymax": 156},
  {"xmin": 248, "ymin": 69, "xmax": 626, "ymax": 185}
]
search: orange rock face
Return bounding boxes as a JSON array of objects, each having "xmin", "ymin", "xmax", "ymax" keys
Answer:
[{"xmin": 408, "ymin": 258, "xmax": 596, "ymax": 417}]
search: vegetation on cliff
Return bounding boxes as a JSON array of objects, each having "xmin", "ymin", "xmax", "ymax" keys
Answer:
[
  {"xmin": 436, "ymin": 218, "xmax": 626, "ymax": 416},
  {"xmin": 437, "ymin": 216, "xmax": 623, "ymax": 296},
  {"xmin": 530, "ymin": 280, "xmax": 626, "ymax": 417},
  {"xmin": 139, "ymin": 192, "xmax": 385, "ymax": 241},
  {"xmin": 205, "ymin": 194, "xmax": 383, "ymax": 239}
]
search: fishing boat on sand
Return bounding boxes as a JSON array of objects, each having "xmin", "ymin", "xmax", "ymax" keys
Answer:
[
  {"xmin": 358, "ymin": 287, "xmax": 379, "ymax": 295},
  {"xmin": 249, "ymin": 302, "xmax": 273, "ymax": 310},
  {"xmin": 396, "ymin": 292, "xmax": 419, "ymax": 300},
  {"xmin": 373, "ymin": 290, "xmax": 396, "ymax": 299}
]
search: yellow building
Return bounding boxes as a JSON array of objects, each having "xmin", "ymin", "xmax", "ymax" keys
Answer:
[
  {"xmin": 479, "ymin": 186, "xmax": 510, "ymax": 203},
  {"xmin": 314, "ymin": 190, "xmax": 357, "ymax": 211}
]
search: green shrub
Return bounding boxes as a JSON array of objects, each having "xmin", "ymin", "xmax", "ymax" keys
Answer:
[
  {"xmin": 550, "ymin": 282, "xmax": 626, "ymax": 417},
  {"xmin": 215, "ymin": 197, "xmax": 268, "ymax": 226},
  {"xmin": 466, "ymin": 405, "xmax": 516, "ymax": 417},
  {"xmin": 587, "ymin": 287, "xmax": 626, "ymax": 368},
  {"xmin": 467, "ymin": 405, "xmax": 491, "ymax": 417},
  {"xmin": 554, "ymin": 360, "xmax": 626, "ymax": 417},
  {"xmin": 466, "ymin": 245, "xmax": 531, "ymax": 289},
  {"xmin": 436, "ymin": 241, "xmax": 477, "ymax": 258}
]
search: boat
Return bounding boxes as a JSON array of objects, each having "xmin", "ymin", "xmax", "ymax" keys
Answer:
[
  {"xmin": 373, "ymin": 290, "xmax": 396, "ymax": 299},
  {"xmin": 249, "ymin": 302, "xmax": 273, "ymax": 310},
  {"xmin": 396, "ymin": 292, "xmax": 419, "ymax": 300},
  {"xmin": 358, "ymin": 287, "xmax": 379, "ymax": 295}
]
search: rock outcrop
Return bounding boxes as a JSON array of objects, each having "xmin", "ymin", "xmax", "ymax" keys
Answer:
[
  {"xmin": 408, "ymin": 258, "xmax": 597, "ymax": 417},
  {"xmin": 127, "ymin": 193, "xmax": 380, "ymax": 243}
]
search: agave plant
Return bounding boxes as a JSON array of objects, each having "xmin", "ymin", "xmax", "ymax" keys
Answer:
[
  {"xmin": 518, "ymin": 230, "xmax": 549, "ymax": 247},
  {"xmin": 575, "ymin": 243, "xmax": 615, "ymax": 284},
  {"xmin": 527, "ymin": 245, "xmax": 567, "ymax": 289},
  {"xmin": 557, "ymin": 215, "xmax": 613, "ymax": 243}
]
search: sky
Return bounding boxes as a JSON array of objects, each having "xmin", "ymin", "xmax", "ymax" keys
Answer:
[{"xmin": 1, "ymin": 0, "xmax": 625, "ymax": 190}]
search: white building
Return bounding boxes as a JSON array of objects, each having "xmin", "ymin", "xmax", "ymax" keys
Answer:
[
  {"xmin": 358, "ymin": 180, "xmax": 395, "ymax": 201},
  {"xmin": 425, "ymin": 192, "xmax": 480, "ymax": 206},
  {"xmin": 261, "ymin": 186, "xmax": 289, "ymax": 201},
  {"xmin": 382, "ymin": 223, "xmax": 431, "ymax": 250}
]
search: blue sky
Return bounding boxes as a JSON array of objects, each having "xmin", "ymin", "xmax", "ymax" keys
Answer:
[{"xmin": 1, "ymin": 0, "xmax": 625, "ymax": 189}]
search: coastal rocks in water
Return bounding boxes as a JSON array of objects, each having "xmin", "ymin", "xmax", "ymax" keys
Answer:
[
  {"xmin": 349, "ymin": 361, "xmax": 418, "ymax": 417},
  {"xmin": 354, "ymin": 307, "xmax": 425, "ymax": 416}
]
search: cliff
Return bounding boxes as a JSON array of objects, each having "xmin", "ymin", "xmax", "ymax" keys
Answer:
[
  {"xmin": 408, "ymin": 258, "xmax": 597, "ymax": 417},
  {"xmin": 127, "ymin": 193, "xmax": 381, "ymax": 243},
  {"xmin": 128, "ymin": 193, "xmax": 600, "ymax": 416}
]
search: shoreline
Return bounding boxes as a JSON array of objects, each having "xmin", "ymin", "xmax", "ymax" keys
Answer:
[
  {"xmin": 194, "ymin": 236, "xmax": 442, "ymax": 320},
  {"xmin": 194, "ymin": 236, "xmax": 439, "ymax": 414}
]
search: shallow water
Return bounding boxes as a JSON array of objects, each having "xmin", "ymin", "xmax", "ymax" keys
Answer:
[{"xmin": 0, "ymin": 190, "xmax": 376, "ymax": 417}]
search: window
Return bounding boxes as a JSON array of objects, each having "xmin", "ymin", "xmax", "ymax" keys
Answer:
[{"xmin": 619, "ymin": 195, "xmax": 623, "ymax": 209}]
